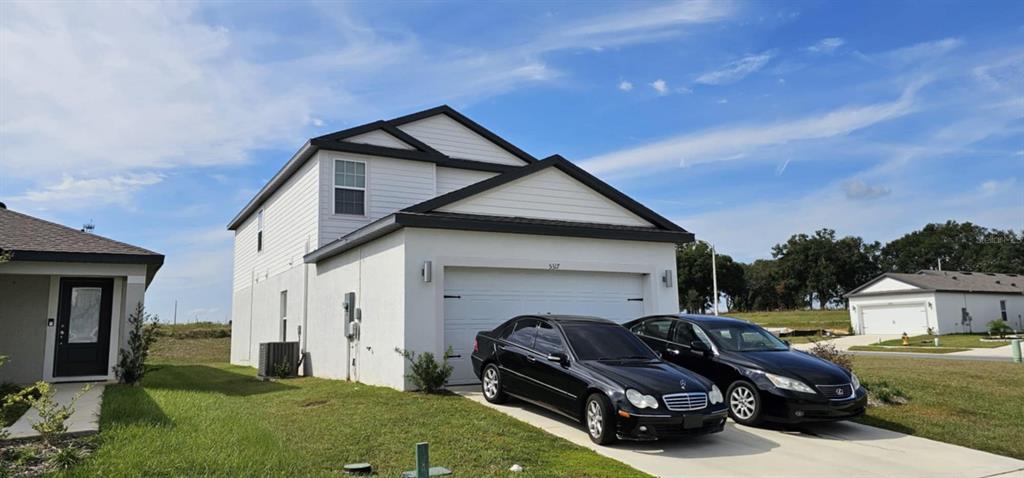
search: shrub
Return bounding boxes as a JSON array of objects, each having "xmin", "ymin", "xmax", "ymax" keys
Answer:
[
  {"xmin": 115, "ymin": 302, "xmax": 160, "ymax": 385},
  {"xmin": 807, "ymin": 340, "xmax": 854, "ymax": 372},
  {"xmin": 6, "ymin": 382, "xmax": 90, "ymax": 446},
  {"xmin": 273, "ymin": 360, "xmax": 293, "ymax": 379},
  {"xmin": 987, "ymin": 320, "xmax": 1013, "ymax": 338},
  {"xmin": 396, "ymin": 347, "xmax": 454, "ymax": 393},
  {"xmin": 863, "ymin": 379, "xmax": 909, "ymax": 407},
  {"xmin": 49, "ymin": 444, "xmax": 84, "ymax": 469}
]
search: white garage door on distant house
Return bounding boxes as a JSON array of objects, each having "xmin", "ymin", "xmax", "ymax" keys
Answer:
[
  {"xmin": 860, "ymin": 303, "xmax": 929, "ymax": 335},
  {"xmin": 443, "ymin": 267, "xmax": 646, "ymax": 385}
]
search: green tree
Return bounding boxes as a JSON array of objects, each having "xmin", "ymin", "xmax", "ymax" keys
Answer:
[
  {"xmin": 881, "ymin": 221, "xmax": 1023, "ymax": 273},
  {"xmin": 676, "ymin": 243, "xmax": 743, "ymax": 313},
  {"xmin": 772, "ymin": 229, "xmax": 880, "ymax": 308},
  {"xmin": 733, "ymin": 259, "xmax": 801, "ymax": 311}
]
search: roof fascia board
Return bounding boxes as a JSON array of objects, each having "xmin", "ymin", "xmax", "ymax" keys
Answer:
[
  {"xmin": 316, "ymin": 142, "xmax": 518, "ymax": 173},
  {"xmin": 843, "ymin": 273, "xmax": 923, "ymax": 297},
  {"xmin": 303, "ymin": 215, "xmax": 400, "ymax": 263},
  {"xmin": 227, "ymin": 141, "xmax": 316, "ymax": 230},
  {"xmin": 387, "ymin": 105, "xmax": 537, "ymax": 164},
  {"xmin": 403, "ymin": 155, "xmax": 688, "ymax": 232},
  {"xmin": 7, "ymin": 250, "xmax": 166, "ymax": 266}
]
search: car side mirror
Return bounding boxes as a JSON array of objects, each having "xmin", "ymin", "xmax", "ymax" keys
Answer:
[
  {"xmin": 690, "ymin": 340, "xmax": 712, "ymax": 356},
  {"xmin": 546, "ymin": 352, "xmax": 569, "ymax": 365}
]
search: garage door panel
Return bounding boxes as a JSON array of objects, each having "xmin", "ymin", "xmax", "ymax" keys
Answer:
[
  {"xmin": 861, "ymin": 303, "xmax": 928, "ymax": 335},
  {"xmin": 444, "ymin": 267, "xmax": 645, "ymax": 385}
]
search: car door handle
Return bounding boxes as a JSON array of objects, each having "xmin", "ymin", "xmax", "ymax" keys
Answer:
[
  {"xmin": 526, "ymin": 356, "xmax": 537, "ymax": 363},
  {"xmin": 665, "ymin": 348, "xmax": 681, "ymax": 356}
]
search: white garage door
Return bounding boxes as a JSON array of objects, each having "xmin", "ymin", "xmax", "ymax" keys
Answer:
[
  {"xmin": 861, "ymin": 303, "xmax": 928, "ymax": 335},
  {"xmin": 444, "ymin": 267, "xmax": 646, "ymax": 385}
]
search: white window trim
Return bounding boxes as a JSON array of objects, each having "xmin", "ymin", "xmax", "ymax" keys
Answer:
[{"xmin": 332, "ymin": 158, "xmax": 368, "ymax": 217}]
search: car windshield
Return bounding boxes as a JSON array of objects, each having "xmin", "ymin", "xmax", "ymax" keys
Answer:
[
  {"xmin": 562, "ymin": 324, "xmax": 658, "ymax": 361},
  {"xmin": 702, "ymin": 322, "xmax": 789, "ymax": 352}
]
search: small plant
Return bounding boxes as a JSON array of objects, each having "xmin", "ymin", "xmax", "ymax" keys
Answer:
[
  {"xmin": 863, "ymin": 379, "xmax": 909, "ymax": 407},
  {"xmin": 6, "ymin": 382, "xmax": 90, "ymax": 446},
  {"xmin": 807, "ymin": 340, "xmax": 854, "ymax": 372},
  {"xmin": 0, "ymin": 355, "xmax": 8, "ymax": 441},
  {"xmin": 49, "ymin": 444, "xmax": 84, "ymax": 469},
  {"xmin": 396, "ymin": 347, "xmax": 454, "ymax": 393},
  {"xmin": 986, "ymin": 320, "xmax": 1013, "ymax": 339},
  {"xmin": 115, "ymin": 302, "xmax": 160, "ymax": 385},
  {"xmin": 273, "ymin": 360, "xmax": 292, "ymax": 379},
  {"xmin": 926, "ymin": 326, "xmax": 935, "ymax": 336}
]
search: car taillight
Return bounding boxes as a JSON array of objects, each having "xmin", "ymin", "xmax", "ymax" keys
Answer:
[{"xmin": 473, "ymin": 338, "xmax": 478, "ymax": 353}]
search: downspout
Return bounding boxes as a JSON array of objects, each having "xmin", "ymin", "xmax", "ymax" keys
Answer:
[{"xmin": 301, "ymin": 237, "xmax": 310, "ymax": 376}]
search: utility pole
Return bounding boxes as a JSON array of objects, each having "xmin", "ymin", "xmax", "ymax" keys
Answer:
[
  {"xmin": 173, "ymin": 300, "xmax": 177, "ymax": 325},
  {"xmin": 710, "ymin": 243, "xmax": 718, "ymax": 315}
]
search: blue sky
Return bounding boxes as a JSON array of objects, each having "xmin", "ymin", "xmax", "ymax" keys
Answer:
[{"xmin": 1, "ymin": 1, "xmax": 1021, "ymax": 323}]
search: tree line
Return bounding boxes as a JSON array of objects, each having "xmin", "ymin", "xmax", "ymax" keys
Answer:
[{"xmin": 677, "ymin": 221, "xmax": 1024, "ymax": 313}]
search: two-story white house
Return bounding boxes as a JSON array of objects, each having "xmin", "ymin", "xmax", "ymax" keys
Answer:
[{"xmin": 228, "ymin": 106, "xmax": 693, "ymax": 389}]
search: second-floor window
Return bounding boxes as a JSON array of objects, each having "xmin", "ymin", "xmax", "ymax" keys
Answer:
[
  {"xmin": 334, "ymin": 159, "xmax": 366, "ymax": 215},
  {"xmin": 257, "ymin": 209, "xmax": 264, "ymax": 252}
]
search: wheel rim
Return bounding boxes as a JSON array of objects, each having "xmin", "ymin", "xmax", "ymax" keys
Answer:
[
  {"xmin": 482, "ymin": 367, "xmax": 498, "ymax": 398},
  {"xmin": 586, "ymin": 400, "xmax": 603, "ymax": 438},
  {"xmin": 729, "ymin": 386, "xmax": 757, "ymax": 420}
]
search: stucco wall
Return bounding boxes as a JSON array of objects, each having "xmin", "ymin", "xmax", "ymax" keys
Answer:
[
  {"xmin": 934, "ymin": 292, "xmax": 1024, "ymax": 334},
  {"xmin": 230, "ymin": 263, "xmax": 307, "ymax": 366},
  {"xmin": 0, "ymin": 274, "xmax": 50, "ymax": 384}
]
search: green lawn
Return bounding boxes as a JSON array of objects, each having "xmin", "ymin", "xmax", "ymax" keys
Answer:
[
  {"xmin": 849, "ymin": 345, "xmax": 969, "ymax": 354},
  {"xmin": 64, "ymin": 341, "xmax": 647, "ymax": 477},
  {"xmin": 873, "ymin": 334, "xmax": 1010, "ymax": 349},
  {"xmin": 730, "ymin": 310, "xmax": 850, "ymax": 331},
  {"xmin": 854, "ymin": 356, "xmax": 1024, "ymax": 460}
]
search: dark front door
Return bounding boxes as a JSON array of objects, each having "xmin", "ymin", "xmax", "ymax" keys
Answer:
[{"xmin": 55, "ymin": 278, "xmax": 114, "ymax": 377}]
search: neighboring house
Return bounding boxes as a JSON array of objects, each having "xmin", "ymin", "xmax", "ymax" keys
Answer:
[
  {"xmin": 846, "ymin": 270, "xmax": 1024, "ymax": 335},
  {"xmin": 0, "ymin": 204, "xmax": 163, "ymax": 384},
  {"xmin": 228, "ymin": 105, "xmax": 692, "ymax": 389}
]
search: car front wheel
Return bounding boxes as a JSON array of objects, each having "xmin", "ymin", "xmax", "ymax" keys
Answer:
[
  {"xmin": 481, "ymin": 364, "xmax": 507, "ymax": 404},
  {"xmin": 727, "ymin": 380, "xmax": 762, "ymax": 426},
  {"xmin": 584, "ymin": 393, "xmax": 617, "ymax": 445}
]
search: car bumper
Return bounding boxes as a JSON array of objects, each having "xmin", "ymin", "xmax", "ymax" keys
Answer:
[
  {"xmin": 760, "ymin": 388, "xmax": 868, "ymax": 423},
  {"xmin": 615, "ymin": 408, "xmax": 728, "ymax": 440}
]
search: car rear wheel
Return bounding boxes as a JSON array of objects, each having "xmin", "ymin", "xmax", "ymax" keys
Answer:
[
  {"xmin": 584, "ymin": 393, "xmax": 617, "ymax": 445},
  {"xmin": 481, "ymin": 364, "xmax": 507, "ymax": 404},
  {"xmin": 727, "ymin": 381, "xmax": 762, "ymax": 426}
]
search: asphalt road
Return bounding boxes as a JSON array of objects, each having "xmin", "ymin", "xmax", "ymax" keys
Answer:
[{"xmin": 453, "ymin": 387, "xmax": 1024, "ymax": 478}]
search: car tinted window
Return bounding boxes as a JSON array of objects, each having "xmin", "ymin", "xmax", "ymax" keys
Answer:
[
  {"xmin": 672, "ymin": 321, "xmax": 697, "ymax": 344},
  {"xmin": 563, "ymin": 324, "xmax": 658, "ymax": 361},
  {"xmin": 703, "ymin": 322, "xmax": 788, "ymax": 352},
  {"xmin": 506, "ymin": 319, "xmax": 538, "ymax": 348},
  {"xmin": 534, "ymin": 322, "xmax": 564, "ymax": 355},
  {"xmin": 635, "ymin": 318, "xmax": 673, "ymax": 340}
]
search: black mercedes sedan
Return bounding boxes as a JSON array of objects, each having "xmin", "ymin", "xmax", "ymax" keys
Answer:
[
  {"xmin": 471, "ymin": 315, "xmax": 728, "ymax": 444},
  {"xmin": 623, "ymin": 314, "xmax": 867, "ymax": 426}
]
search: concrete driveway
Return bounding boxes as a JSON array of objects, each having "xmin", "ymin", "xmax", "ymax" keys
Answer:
[{"xmin": 453, "ymin": 387, "xmax": 1024, "ymax": 478}]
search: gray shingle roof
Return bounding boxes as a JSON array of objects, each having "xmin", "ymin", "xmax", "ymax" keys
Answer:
[
  {"xmin": 847, "ymin": 270, "xmax": 1024, "ymax": 297},
  {"xmin": 0, "ymin": 207, "xmax": 162, "ymax": 263}
]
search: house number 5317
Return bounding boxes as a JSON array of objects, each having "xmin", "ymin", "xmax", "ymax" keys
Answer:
[{"xmin": 548, "ymin": 263, "xmax": 560, "ymax": 270}]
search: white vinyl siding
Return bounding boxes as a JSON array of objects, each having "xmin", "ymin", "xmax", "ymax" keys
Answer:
[
  {"xmin": 232, "ymin": 156, "xmax": 319, "ymax": 292},
  {"xmin": 318, "ymin": 152, "xmax": 436, "ymax": 246},
  {"xmin": 437, "ymin": 167, "xmax": 653, "ymax": 227},
  {"xmin": 346, "ymin": 130, "xmax": 414, "ymax": 150},
  {"xmin": 859, "ymin": 277, "xmax": 920, "ymax": 293},
  {"xmin": 435, "ymin": 167, "xmax": 498, "ymax": 195},
  {"xmin": 397, "ymin": 114, "xmax": 527, "ymax": 165}
]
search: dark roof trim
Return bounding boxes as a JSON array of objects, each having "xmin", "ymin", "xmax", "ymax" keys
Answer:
[
  {"xmin": 6, "ymin": 250, "xmax": 165, "ymax": 266},
  {"xmin": 843, "ymin": 273, "xmax": 919, "ymax": 297},
  {"xmin": 403, "ymin": 155, "xmax": 687, "ymax": 232},
  {"xmin": 387, "ymin": 105, "xmax": 537, "ymax": 164},
  {"xmin": 314, "ymin": 141, "xmax": 518, "ymax": 173},
  {"xmin": 304, "ymin": 212, "xmax": 693, "ymax": 264},
  {"xmin": 228, "ymin": 105, "xmax": 538, "ymax": 230},
  {"xmin": 847, "ymin": 288, "xmax": 1023, "ymax": 298}
]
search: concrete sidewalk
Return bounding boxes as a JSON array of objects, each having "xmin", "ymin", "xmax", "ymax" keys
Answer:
[
  {"xmin": 793, "ymin": 334, "xmax": 1019, "ymax": 362},
  {"xmin": 453, "ymin": 386, "xmax": 1024, "ymax": 478},
  {"xmin": 790, "ymin": 334, "xmax": 900, "ymax": 352},
  {"xmin": 3, "ymin": 383, "xmax": 105, "ymax": 440}
]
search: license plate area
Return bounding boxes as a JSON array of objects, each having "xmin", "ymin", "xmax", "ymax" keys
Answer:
[{"xmin": 683, "ymin": 415, "xmax": 703, "ymax": 429}]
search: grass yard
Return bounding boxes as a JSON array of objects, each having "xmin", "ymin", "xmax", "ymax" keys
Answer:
[
  {"xmin": 731, "ymin": 310, "xmax": 850, "ymax": 331},
  {"xmin": 849, "ymin": 345, "xmax": 969, "ymax": 354},
  {"xmin": 61, "ymin": 364, "xmax": 647, "ymax": 477},
  {"xmin": 150, "ymin": 337, "xmax": 231, "ymax": 364},
  {"xmin": 873, "ymin": 334, "xmax": 1010, "ymax": 349},
  {"xmin": 854, "ymin": 356, "xmax": 1024, "ymax": 460}
]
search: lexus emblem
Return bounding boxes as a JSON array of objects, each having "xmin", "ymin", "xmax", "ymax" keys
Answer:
[
  {"xmin": 679, "ymin": 379, "xmax": 687, "ymax": 390},
  {"xmin": 836, "ymin": 388, "xmax": 846, "ymax": 396}
]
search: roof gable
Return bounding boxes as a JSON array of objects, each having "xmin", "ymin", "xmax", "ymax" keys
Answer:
[
  {"xmin": 404, "ymin": 155, "xmax": 686, "ymax": 232},
  {"xmin": 346, "ymin": 129, "xmax": 416, "ymax": 150},
  {"xmin": 858, "ymin": 276, "xmax": 921, "ymax": 294},
  {"xmin": 396, "ymin": 114, "xmax": 527, "ymax": 166}
]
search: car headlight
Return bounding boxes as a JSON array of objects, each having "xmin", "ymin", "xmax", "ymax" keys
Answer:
[
  {"xmin": 625, "ymin": 388, "xmax": 659, "ymax": 409},
  {"xmin": 763, "ymin": 372, "xmax": 816, "ymax": 394},
  {"xmin": 851, "ymin": 373, "xmax": 861, "ymax": 391},
  {"xmin": 709, "ymin": 384, "xmax": 724, "ymax": 404}
]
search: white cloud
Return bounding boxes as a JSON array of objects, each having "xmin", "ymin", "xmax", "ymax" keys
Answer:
[
  {"xmin": 870, "ymin": 37, "xmax": 964, "ymax": 65},
  {"xmin": 806, "ymin": 37, "xmax": 845, "ymax": 54},
  {"xmin": 582, "ymin": 79, "xmax": 926, "ymax": 176},
  {"xmin": 775, "ymin": 158, "xmax": 791, "ymax": 176},
  {"xmin": 13, "ymin": 173, "xmax": 163, "ymax": 209},
  {"xmin": 695, "ymin": 51, "xmax": 773, "ymax": 85},
  {"xmin": 843, "ymin": 179, "xmax": 891, "ymax": 200},
  {"xmin": 618, "ymin": 80, "xmax": 634, "ymax": 91},
  {"xmin": 979, "ymin": 178, "xmax": 1016, "ymax": 197},
  {"xmin": 651, "ymin": 79, "xmax": 669, "ymax": 94},
  {"xmin": 552, "ymin": 0, "xmax": 735, "ymax": 46}
]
